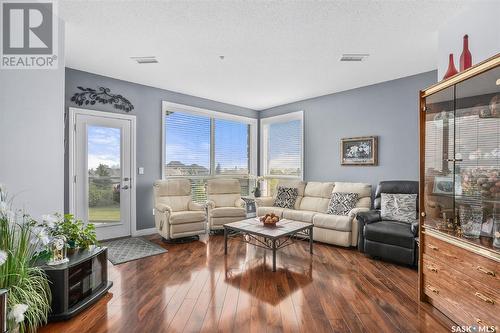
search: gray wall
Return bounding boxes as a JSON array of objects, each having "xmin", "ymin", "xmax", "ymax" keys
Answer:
[
  {"xmin": 65, "ymin": 68, "xmax": 258, "ymax": 230},
  {"xmin": 0, "ymin": 22, "xmax": 65, "ymax": 219},
  {"xmin": 260, "ymin": 71, "xmax": 437, "ymax": 190}
]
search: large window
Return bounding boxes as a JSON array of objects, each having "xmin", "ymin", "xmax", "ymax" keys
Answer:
[
  {"xmin": 163, "ymin": 102, "xmax": 257, "ymax": 202},
  {"xmin": 261, "ymin": 111, "xmax": 303, "ymax": 195}
]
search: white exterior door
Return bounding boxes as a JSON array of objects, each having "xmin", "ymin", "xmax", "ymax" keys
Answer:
[{"xmin": 70, "ymin": 108, "xmax": 136, "ymax": 240}]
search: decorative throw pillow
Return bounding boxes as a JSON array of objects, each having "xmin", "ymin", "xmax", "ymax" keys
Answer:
[
  {"xmin": 273, "ymin": 187, "xmax": 299, "ymax": 209},
  {"xmin": 381, "ymin": 193, "xmax": 417, "ymax": 223},
  {"xmin": 327, "ymin": 192, "xmax": 359, "ymax": 216}
]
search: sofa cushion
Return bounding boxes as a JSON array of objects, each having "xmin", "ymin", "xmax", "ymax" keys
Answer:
[
  {"xmin": 327, "ymin": 192, "xmax": 359, "ymax": 215},
  {"xmin": 333, "ymin": 182, "xmax": 372, "ymax": 209},
  {"xmin": 381, "ymin": 193, "xmax": 417, "ymax": 223},
  {"xmin": 210, "ymin": 207, "xmax": 246, "ymax": 218},
  {"xmin": 273, "ymin": 187, "xmax": 298, "ymax": 209},
  {"xmin": 282, "ymin": 209, "xmax": 316, "ymax": 223},
  {"xmin": 257, "ymin": 206, "xmax": 285, "ymax": 218},
  {"xmin": 313, "ymin": 213, "xmax": 352, "ymax": 232},
  {"xmin": 169, "ymin": 211, "xmax": 206, "ymax": 224},
  {"xmin": 154, "ymin": 179, "xmax": 191, "ymax": 196},
  {"xmin": 274, "ymin": 180, "xmax": 306, "ymax": 210},
  {"xmin": 299, "ymin": 182, "xmax": 334, "ymax": 212},
  {"xmin": 364, "ymin": 220, "xmax": 415, "ymax": 248}
]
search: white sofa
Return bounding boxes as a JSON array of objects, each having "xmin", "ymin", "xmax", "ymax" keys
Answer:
[{"xmin": 255, "ymin": 180, "xmax": 372, "ymax": 247}]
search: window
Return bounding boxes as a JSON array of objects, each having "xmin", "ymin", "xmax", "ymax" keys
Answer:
[
  {"xmin": 261, "ymin": 111, "xmax": 303, "ymax": 195},
  {"xmin": 163, "ymin": 102, "xmax": 257, "ymax": 202}
]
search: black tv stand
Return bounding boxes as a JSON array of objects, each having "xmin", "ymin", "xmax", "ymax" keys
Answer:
[{"xmin": 40, "ymin": 247, "xmax": 112, "ymax": 321}]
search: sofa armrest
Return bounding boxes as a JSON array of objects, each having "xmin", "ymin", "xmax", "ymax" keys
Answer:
[
  {"xmin": 356, "ymin": 210, "xmax": 381, "ymax": 224},
  {"xmin": 206, "ymin": 200, "xmax": 216, "ymax": 210},
  {"xmin": 411, "ymin": 220, "xmax": 419, "ymax": 236},
  {"xmin": 348, "ymin": 207, "xmax": 369, "ymax": 219},
  {"xmin": 356, "ymin": 210, "xmax": 381, "ymax": 253},
  {"xmin": 235, "ymin": 198, "xmax": 246, "ymax": 209},
  {"xmin": 155, "ymin": 203, "xmax": 172, "ymax": 214},
  {"xmin": 254, "ymin": 196, "xmax": 274, "ymax": 207},
  {"xmin": 189, "ymin": 201, "xmax": 205, "ymax": 211}
]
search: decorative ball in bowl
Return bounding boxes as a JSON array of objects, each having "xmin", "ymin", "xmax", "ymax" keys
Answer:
[{"xmin": 259, "ymin": 213, "xmax": 280, "ymax": 227}]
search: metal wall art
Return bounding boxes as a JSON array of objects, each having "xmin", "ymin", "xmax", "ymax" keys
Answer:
[{"xmin": 71, "ymin": 86, "xmax": 134, "ymax": 112}]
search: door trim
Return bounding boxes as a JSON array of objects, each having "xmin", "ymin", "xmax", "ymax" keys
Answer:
[{"xmin": 68, "ymin": 107, "xmax": 137, "ymax": 237}]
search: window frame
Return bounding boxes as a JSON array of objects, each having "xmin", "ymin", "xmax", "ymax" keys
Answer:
[
  {"xmin": 161, "ymin": 101, "xmax": 258, "ymax": 182},
  {"xmin": 260, "ymin": 110, "xmax": 304, "ymax": 182}
]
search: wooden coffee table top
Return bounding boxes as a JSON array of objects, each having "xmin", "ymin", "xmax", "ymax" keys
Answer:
[{"xmin": 224, "ymin": 218, "xmax": 311, "ymax": 239}]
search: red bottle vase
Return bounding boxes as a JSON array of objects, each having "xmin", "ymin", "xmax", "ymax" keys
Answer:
[
  {"xmin": 443, "ymin": 53, "xmax": 458, "ymax": 80},
  {"xmin": 460, "ymin": 34, "xmax": 472, "ymax": 71}
]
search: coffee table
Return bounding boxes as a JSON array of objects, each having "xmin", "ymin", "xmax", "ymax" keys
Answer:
[{"xmin": 223, "ymin": 218, "xmax": 313, "ymax": 272}]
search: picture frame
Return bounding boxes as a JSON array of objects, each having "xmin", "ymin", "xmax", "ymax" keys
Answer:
[
  {"xmin": 432, "ymin": 175, "xmax": 462, "ymax": 195},
  {"xmin": 340, "ymin": 136, "xmax": 378, "ymax": 166}
]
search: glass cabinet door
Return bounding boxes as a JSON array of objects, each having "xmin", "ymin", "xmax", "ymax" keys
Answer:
[
  {"xmin": 423, "ymin": 86, "xmax": 456, "ymax": 230},
  {"xmin": 455, "ymin": 66, "xmax": 500, "ymax": 241}
]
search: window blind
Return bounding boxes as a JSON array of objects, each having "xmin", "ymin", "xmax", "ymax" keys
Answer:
[
  {"xmin": 164, "ymin": 111, "xmax": 211, "ymax": 177},
  {"xmin": 215, "ymin": 118, "xmax": 250, "ymax": 175},
  {"xmin": 267, "ymin": 119, "xmax": 302, "ymax": 177}
]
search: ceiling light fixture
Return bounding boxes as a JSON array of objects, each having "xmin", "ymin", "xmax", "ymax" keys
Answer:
[
  {"xmin": 130, "ymin": 56, "xmax": 158, "ymax": 64},
  {"xmin": 340, "ymin": 53, "xmax": 369, "ymax": 62}
]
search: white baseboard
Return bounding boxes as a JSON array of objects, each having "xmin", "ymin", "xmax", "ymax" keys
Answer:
[{"xmin": 132, "ymin": 227, "xmax": 157, "ymax": 237}]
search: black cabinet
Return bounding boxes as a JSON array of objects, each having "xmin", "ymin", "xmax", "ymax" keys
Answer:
[{"xmin": 40, "ymin": 247, "xmax": 112, "ymax": 321}]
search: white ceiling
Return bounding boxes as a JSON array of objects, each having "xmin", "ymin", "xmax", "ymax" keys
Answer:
[{"xmin": 60, "ymin": 1, "xmax": 468, "ymax": 110}]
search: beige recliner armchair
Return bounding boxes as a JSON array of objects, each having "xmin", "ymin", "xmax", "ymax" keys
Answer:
[
  {"xmin": 206, "ymin": 179, "xmax": 247, "ymax": 231},
  {"xmin": 153, "ymin": 179, "xmax": 207, "ymax": 240}
]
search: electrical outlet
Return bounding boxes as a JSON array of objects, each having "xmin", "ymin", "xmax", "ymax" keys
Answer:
[{"xmin": 138, "ymin": 167, "xmax": 145, "ymax": 175}]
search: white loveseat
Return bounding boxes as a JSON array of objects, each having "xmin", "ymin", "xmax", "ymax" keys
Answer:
[{"xmin": 255, "ymin": 180, "xmax": 371, "ymax": 247}]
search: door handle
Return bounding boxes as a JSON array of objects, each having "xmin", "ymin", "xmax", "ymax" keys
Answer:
[{"xmin": 121, "ymin": 185, "xmax": 129, "ymax": 190}]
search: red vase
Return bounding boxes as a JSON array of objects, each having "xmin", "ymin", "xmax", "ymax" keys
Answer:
[
  {"xmin": 459, "ymin": 34, "xmax": 472, "ymax": 71},
  {"xmin": 443, "ymin": 53, "xmax": 458, "ymax": 80}
]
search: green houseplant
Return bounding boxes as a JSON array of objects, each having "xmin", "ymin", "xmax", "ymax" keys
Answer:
[
  {"xmin": 53, "ymin": 214, "xmax": 98, "ymax": 250},
  {"xmin": 0, "ymin": 185, "xmax": 51, "ymax": 333}
]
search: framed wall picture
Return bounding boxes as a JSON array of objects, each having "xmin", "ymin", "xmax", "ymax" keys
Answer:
[{"xmin": 341, "ymin": 136, "xmax": 378, "ymax": 166}]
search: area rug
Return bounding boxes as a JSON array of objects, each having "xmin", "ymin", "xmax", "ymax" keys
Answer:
[{"xmin": 101, "ymin": 237, "xmax": 167, "ymax": 265}]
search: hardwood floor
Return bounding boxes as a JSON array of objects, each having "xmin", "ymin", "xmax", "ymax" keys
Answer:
[{"xmin": 39, "ymin": 234, "xmax": 450, "ymax": 333}]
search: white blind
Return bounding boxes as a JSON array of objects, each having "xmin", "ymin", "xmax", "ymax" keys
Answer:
[
  {"xmin": 266, "ymin": 119, "xmax": 302, "ymax": 177},
  {"xmin": 164, "ymin": 111, "xmax": 210, "ymax": 177},
  {"xmin": 164, "ymin": 107, "xmax": 255, "ymax": 201},
  {"xmin": 215, "ymin": 118, "xmax": 250, "ymax": 175}
]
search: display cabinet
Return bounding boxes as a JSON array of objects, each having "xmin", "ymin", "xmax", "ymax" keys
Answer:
[{"xmin": 419, "ymin": 54, "xmax": 500, "ymax": 330}]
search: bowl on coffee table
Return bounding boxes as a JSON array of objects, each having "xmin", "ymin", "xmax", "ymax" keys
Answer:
[{"xmin": 259, "ymin": 213, "xmax": 280, "ymax": 227}]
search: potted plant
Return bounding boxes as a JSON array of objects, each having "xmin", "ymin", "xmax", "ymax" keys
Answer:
[
  {"xmin": 0, "ymin": 185, "xmax": 51, "ymax": 333},
  {"xmin": 51, "ymin": 214, "xmax": 97, "ymax": 253},
  {"xmin": 252, "ymin": 176, "xmax": 265, "ymax": 198}
]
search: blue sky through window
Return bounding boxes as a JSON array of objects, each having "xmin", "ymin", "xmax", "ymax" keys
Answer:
[
  {"xmin": 87, "ymin": 126, "xmax": 121, "ymax": 170},
  {"xmin": 215, "ymin": 118, "xmax": 249, "ymax": 173},
  {"xmin": 164, "ymin": 112, "xmax": 250, "ymax": 173},
  {"xmin": 165, "ymin": 112, "xmax": 211, "ymax": 169}
]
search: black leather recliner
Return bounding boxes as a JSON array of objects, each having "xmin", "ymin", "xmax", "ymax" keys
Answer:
[{"xmin": 357, "ymin": 181, "xmax": 419, "ymax": 266}]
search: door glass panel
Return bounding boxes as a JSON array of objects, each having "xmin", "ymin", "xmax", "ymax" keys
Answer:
[
  {"xmin": 87, "ymin": 125, "xmax": 121, "ymax": 223},
  {"xmin": 455, "ymin": 67, "xmax": 500, "ymax": 240},
  {"xmin": 424, "ymin": 86, "xmax": 456, "ymax": 230}
]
